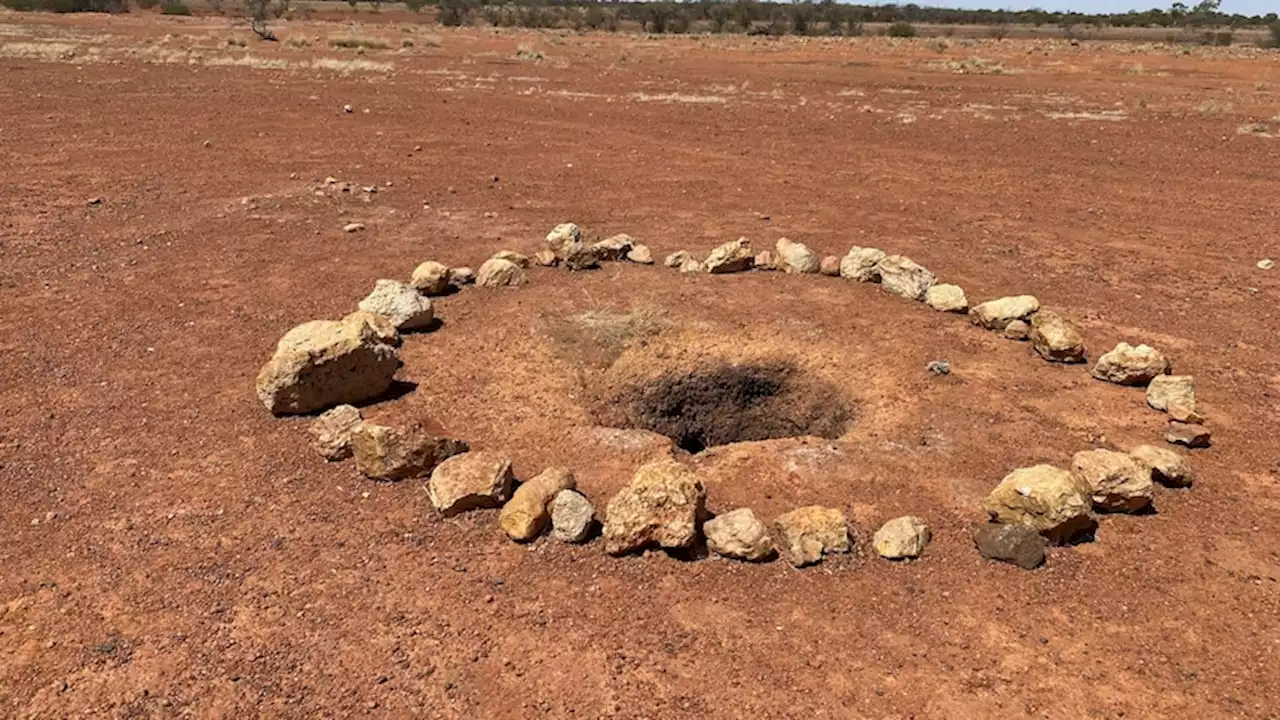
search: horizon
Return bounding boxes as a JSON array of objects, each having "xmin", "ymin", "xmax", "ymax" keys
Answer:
[{"xmin": 857, "ymin": 1, "xmax": 1274, "ymax": 15}]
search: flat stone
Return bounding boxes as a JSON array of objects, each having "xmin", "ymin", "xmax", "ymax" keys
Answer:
[
  {"xmin": 774, "ymin": 506, "xmax": 851, "ymax": 567},
  {"xmin": 1029, "ymin": 309, "xmax": 1086, "ymax": 363},
  {"xmin": 969, "ymin": 295, "xmax": 1040, "ymax": 331},
  {"xmin": 602, "ymin": 459, "xmax": 706, "ymax": 556},
  {"xmin": 490, "ymin": 250, "xmax": 530, "ymax": 268},
  {"xmin": 925, "ymin": 284, "xmax": 968, "ymax": 312},
  {"xmin": 1092, "ymin": 342, "xmax": 1170, "ymax": 386},
  {"xmin": 1130, "ymin": 444, "xmax": 1194, "ymax": 487},
  {"xmin": 982, "ymin": 464, "xmax": 1096, "ymax": 544},
  {"xmin": 500, "ymin": 467, "xmax": 576, "ymax": 542},
  {"xmin": 427, "ymin": 451, "xmax": 515, "ymax": 516},
  {"xmin": 872, "ymin": 516, "xmax": 931, "ymax": 560},
  {"xmin": 358, "ymin": 279, "xmax": 434, "ymax": 330},
  {"xmin": 550, "ymin": 489, "xmax": 597, "ymax": 543},
  {"xmin": 839, "ymin": 247, "xmax": 885, "ymax": 282},
  {"xmin": 309, "ymin": 404, "xmax": 363, "ymax": 461},
  {"xmin": 1165, "ymin": 421, "xmax": 1211, "ymax": 448},
  {"xmin": 1070, "ymin": 449, "xmax": 1155, "ymax": 512},
  {"xmin": 351, "ymin": 422, "xmax": 469, "ymax": 482},
  {"xmin": 705, "ymin": 508, "xmax": 775, "ymax": 562},
  {"xmin": 972, "ymin": 523, "xmax": 1047, "ymax": 570}
]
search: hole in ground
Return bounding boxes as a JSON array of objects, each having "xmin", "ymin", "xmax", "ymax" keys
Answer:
[{"xmin": 596, "ymin": 361, "xmax": 854, "ymax": 453}]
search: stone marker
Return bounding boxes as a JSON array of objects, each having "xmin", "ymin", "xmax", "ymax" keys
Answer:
[
  {"xmin": 500, "ymin": 467, "xmax": 577, "ymax": 541},
  {"xmin": 872, "ymin": 516, "xmax": 931, "ymax": 560},
  {"xmin": 476, "ymin": 257, "xmax": 525, "ymax": 288},
  {"xmin": 626, "ymin": 244, "xmax": 654, "ymax": 264},
  {"xmin": 972, "ymin": 523, "xmax": 1047, "ymax": 570},
  {"xmin": 358, "ymin": 279, "xmax": 435, "ymax": 330},
  {"xmin": 1092, "ymin": 342, "xmax": 1170, "ymax": 386},
  {"xmin": 876, "ymin": 255, "xmax": 936, "ymax": 301},
  {"xmin": 982, "ymin": 464, "xmax": 1096, "ymax": 544},
  {"xmin": 409, "ymin": 261, "xmax": 451, "ymax": 296},
  {"xmin": 351, "ymin": 422, "xmax": 469, "ymax": 481},
  {"xmin": 427, "ymin": 451, "xmax": 515, "ymax": 516},
  {"xmin": 1129, "ymin": 444, "xmax": 1194, "ymax": 487},
  {"xmin": 925, "ymin": 284, "xmax": 968, "ymax": 313},
  {"xmin": 969, "ymin": 295, "xmax": 1040, "ymax": 331},
  {"xmin": 602, "ymin": 459, "xmax": 706, "ymax": 555},
  {"xmin": 705, "ymin": 508, "xmax": 775, "ymax": 561},
  {"xmin": 839, "ymin": 247, "xmax": 886, "ymax": 282},
  {"xmin": 1165, "ymin": 421, "xmax": 1211, "ymax": 448},
  {"xmin": 1029, "ymin": 309, "xmax": 1086, "ymax": 363},
  {"xmin": 819, "ymin": 255, "xmax": 841, "ymax": 277},
  {"xmin": 256, "ymin": 316, "xmax": 401, "ymax": 415},
  {"xmin": 1146, "ymin": 375, "xmax": 1200, "ymax": 423},
  {"xmin": 309, "ymin": 404, "xmax": 363, "ymax": 461},
  {"xmin": 705, "ymin": 238, "xmax": 755, "ymax": 274},
  {"xmin": 774, "ymin": 506, "xmax": 851, "ymax": 567},
  {"xmin": 550, "ymin": 489, "xmax": 596, "ymax": 543},
  {"xmin": 1070, "ymin": 449, "xmax": 1155, "ymax": 512},
  {"xmin": 776, "ymin": 238, "xmax": 820, "ymax": 274}
]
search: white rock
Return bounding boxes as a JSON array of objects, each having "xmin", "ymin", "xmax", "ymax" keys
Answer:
[
  {"xmin": 839, "ymin": 247, "xmax": 886, "ymax": 282},
  {"xmin": 1092, "ymin": 343, "xmax": 1170, "ymax": 386},
  {"xmin": 427, "ymin": 451, "xmax": 515, "ymax": 516},
  {"xmin": 872, "ymin": 516, "xmax": 931, "ymax": 559},
  {"xmin": 876, "ymin": 255, "xmax": 936, "ymax": 301},
  {"xmin": 1070, "ymin": 449, "xmax": 1155, "ymax": 513},
  {"xmin": 1146, "ymin": 375, "xmax": 1200, "ymax": 422},
  {"xmin": 775, "ymin": 238, "xmax": 820, "ymax": 274},
  {"xmin": 550, "ymin": 489, "xmax": 596, "ymax": 543},
  {"xmin": 982, "ymin": 465, "xmax": 1096, "ymax": 543},
  {"xmin": 358, "ymin": 279, "xmax": 435, "ymax": 330},
  {"xmin": 626, "ymin": 244, "xmax": 654, "ymax": 264},
  {"xmin": 409, "ymin": 261, "xmax": 451, "ymax": 296},
  {"xmin": 704, "ymin": 238, "xmax": 754, "ymax": 274},
  {"xmin": 1129, "ymin": 444, "xmax": 1193, "ymax": 488},
  {"xmin": 256, "ymin": 317, "xmax": 400, "ymax": 415},
  {"xmin": 705, "ymin": 508, "xmax": 775, "ymax": 561},
  {"xmin": 476, "ymin": 257, "xmax": 525, "ymax": 287},
  {"xmin": 924, "ymin": 283, "xmax": 968, "ymax": 312},
  {"xmin": 969, "ymin": 295, "xmax": 1040, "ymax": 330}
]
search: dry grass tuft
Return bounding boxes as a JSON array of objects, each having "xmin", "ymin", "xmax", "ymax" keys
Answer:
[{"xmin": 329, "ymin": 36, "xmax": 390, "ymax": 51}]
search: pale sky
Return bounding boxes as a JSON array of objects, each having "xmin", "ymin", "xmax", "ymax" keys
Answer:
[{"xmin": 895, "ymin": 1, "xmax": 1275, "ymax": 14}]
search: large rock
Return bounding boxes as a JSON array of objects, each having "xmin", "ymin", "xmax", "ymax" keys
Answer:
[
  {"xmin": 499, "ymin": 467, "xmax": 577, "ymax": 542},
  {"xmin": 545, "ymin": 222, "xmax": 583, "ymax": 258},
  {"xmin": 1146, "ymin": 375, "xmax": 1200, "ymax": 422},
  {"xmin": 1129, "ymin": 444, "xmax": 1194, "ymax": 488},
  {"xmin": 550, "ymin": 489, "xmax": 597, "ymax": 543},
  {"xmin": 409, "ymin": 261, "xmax": 451, "ymax": 296},
  {"xmin": 925, "ymin": 284, "xmax": 968, "ymax": 313},
  {"xmin": 1070, "ymin": 449, "xmax": 1154, "ymax": 512},
  {"xmin": 704, "ymin": 238, "xmax": 754, "ymax": 274},
  {"xmin": 490, "ymin": 250, "xmax": 530, "ymax": 268},
  {"xmin": 476, "ymin": 257, "xmax": 525, "ymax": 288},
  {"xmin": 309, "ymin": 404, "xmax": 363, "ymax": 461},
  {"xmin": 839, "ymin": 247, "xmax": 886, "ymax": 282},
  {"xmin": 256, "ymin": 316, "xmax": 401, "ymax": 415},
  {"xmin": 602, "ymin": 459, "xmax": 706, "ymax": 556},
  {"xmin": 427, "ymin": 451, "xmax": 515, "ymax": 516},
  {"xmin": 351, "ymin": 422, "xmax": 469, "ymax": 481},
  {"xmin": 872, "ymin": 516, "xmax": 931, "ymax": 560},
  {"xmin": 774, "ymin": 506, "xmax": 850, "ymax": 567},
  {"xmin": 1029, "ymin": 309, "xmax": 1086, "ymax": 363},
  {"xmin": 982, "ymin": 464, "xmax": 1096, "ymax": 544},
  {"xmin": 592, "ymin": 234, "xmax": 635, "ymax": 261},
  {"xmin": 358, "ymin": 279, "xmax": 434, "ymax": 330},
  {"xmin": 969, "ymin": 295, "xmax": 1040, "ymax": 331},
  {"xmin": 775, "ymin": 238, "xmax": 820, "ymax": 274},
  {"xmin": 1092, "ymin": 343, "xmax": 1170, "ymax": 386},
  {"xmin": 972, "ymin": 523, "xmax": 1047, "ymax": 570},
  {"xmin": 664, "ymin": 250, "xmax": 690, "ymax": 268},
  {"xmin": 876, "ymin": 255, "xmax": 936, "ymax": 301},
  {"xmin": 704, "ymin": 508, "xmax": 775, "ymax": 561}
]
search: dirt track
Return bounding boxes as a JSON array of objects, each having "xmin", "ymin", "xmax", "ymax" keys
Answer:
[{"xmin": 2, "ymin": 11, "xmax": 1279, "ymax": 718}]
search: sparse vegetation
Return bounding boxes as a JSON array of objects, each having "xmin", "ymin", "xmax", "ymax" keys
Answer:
[
  {"xmin": 329, "ymin": 35, "xmax": 391, "ymax": 50},
  {"xmin": 160, "ymin": 1, "xmax": 191, "ymax": 15},
  {"xmin": 887, "ymin": 21, "xmax": 918, "ymax": 38}
]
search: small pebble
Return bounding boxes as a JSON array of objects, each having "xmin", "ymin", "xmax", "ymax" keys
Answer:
[
  {"xmin": 1258, "ymin": 259, "xmax": 1275, "ymax": 270},
  {"xmin": 926, "ymin": 360, "xmax": 951, "ymax": 375}
]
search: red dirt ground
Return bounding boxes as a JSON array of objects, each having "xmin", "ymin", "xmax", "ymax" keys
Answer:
[{"xmin": 2, "ymin": 11, "xmax": 1279, "ymax": 718}]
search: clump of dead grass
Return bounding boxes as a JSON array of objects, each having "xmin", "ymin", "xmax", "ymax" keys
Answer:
[
  {"xmin": 329, "ymin": 36, "xmax": 390, "ymax": 51},
  {"xmin": 1195, "ymin": 99, "xmax": 1233, "ymax": 114},
  {"xmin": 546, "ymin": 305, "xmax": 669, "ymax": 368}
]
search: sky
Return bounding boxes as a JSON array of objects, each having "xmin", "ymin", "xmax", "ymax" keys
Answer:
[{"xmin": 883, "ymin": 1, "xmax": 1276, "ymax": 14}]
